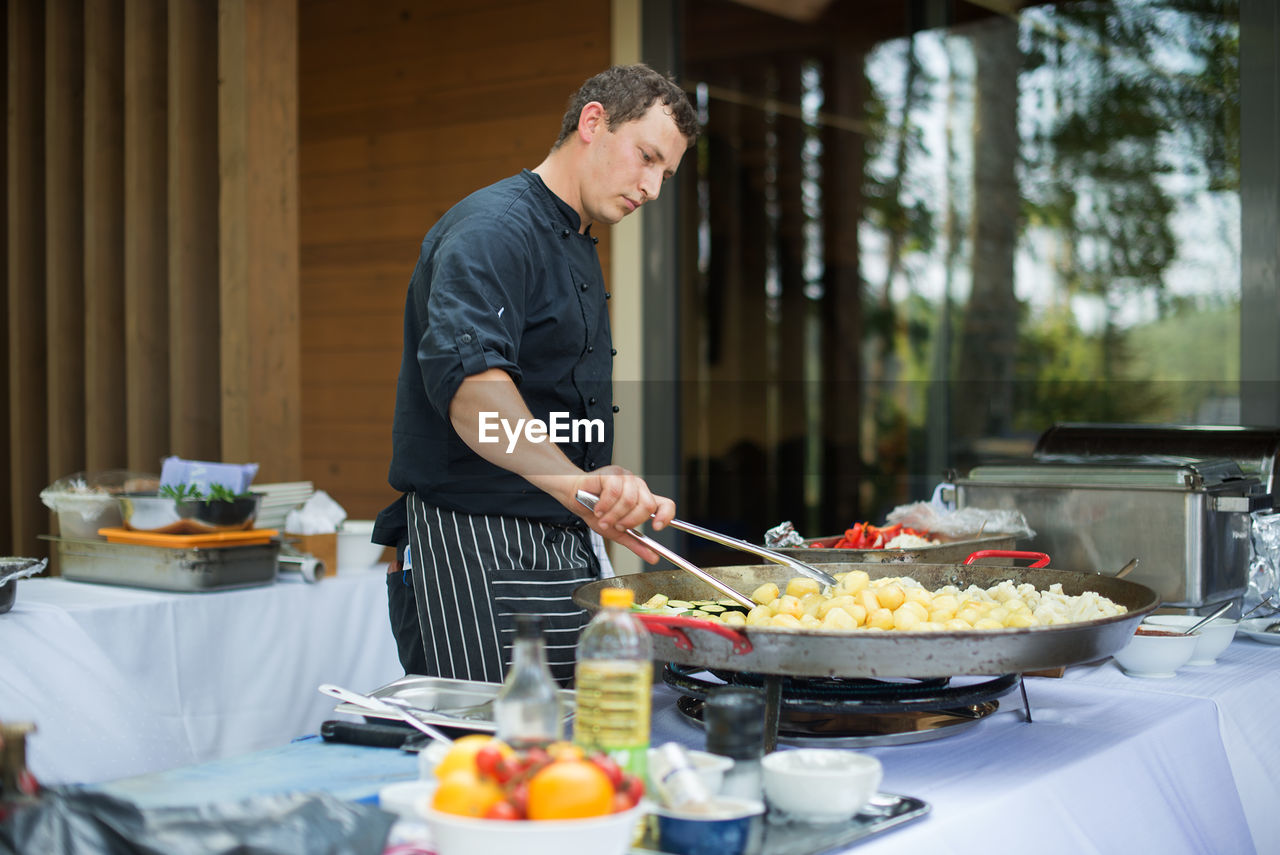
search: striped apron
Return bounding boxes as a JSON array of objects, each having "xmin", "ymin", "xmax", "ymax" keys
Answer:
[{"xmin": 405, "ymin": 493, "xmax": 600, "ymax": 686}]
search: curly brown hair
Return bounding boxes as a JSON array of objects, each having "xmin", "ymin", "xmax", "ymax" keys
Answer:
[{"xmin": 553, "ymin": 64, "xmax": 699, "ymax": 150}]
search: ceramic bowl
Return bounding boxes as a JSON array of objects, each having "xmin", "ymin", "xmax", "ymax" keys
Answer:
[
  {"xmin": 119, "ymin": 491, "xmax": 262, "ymax": 534},
  {"xmin": 378, "ymin": 779, "xmax": 436, "ymax": 819},
  {"xmin": 1143, "ymin": 614, "xmax": 1238, "ymax": 665},
  {"xmin": 761, "ymin": 748, "xmax": 883, "ymax": 823},
  {"xmin": 652, "ymin": 796, "xmax": 765, "ymax": 855},
  {"xmin": 648, "ymin": 747, "xmax": 734, "ymax": 796},
  {"xmin": 337, "ymin": 520, "xmax": 387, "ymax": 570},
  {"xmin": 1112, "ymin": 625, "xmax": 1199, "ymax": 677},
  {"xmin": 422, "ymin": 803, "xmax": 645, "ymax": 855}
]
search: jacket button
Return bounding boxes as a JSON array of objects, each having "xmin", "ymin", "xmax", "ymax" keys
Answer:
[
  {"xmin": 580, "ymin": 281, "xmax": 589, "ymax": 292},
  {"xmin": 561, "ymin": 228, "xmax": 571, "ymax": 239},
  {"xmin": 587, "ymin": 345, "xmax": 594, "ymax": 353},
  {"xmin": 605, "ymin": 291, "xmax": 612, "ymax": 299},
  {"xmin": 612, "ymin": 405, "xmax": 620, "ymax": 413},
  {"xmin": 588, "ymin": 397, "xmax": 597, "ymax": 406},
  {"xmin": 460, "ymin": 333, "xmax": 472, "ymax": 343},
  {"xmin": 610, "ymin": 348, "xmax": 617, "ymax": 356}
]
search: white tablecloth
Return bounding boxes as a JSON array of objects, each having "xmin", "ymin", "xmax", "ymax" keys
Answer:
[
  {"xmin": 91, "ymin": 634, "xmax": 1279, "ymax": 855},
  {"xmin": 0, "ymin": 571, "xmax": 404, "ymax": 786},
  {"xmin": 651, "ymin": 636, "xmax": 1280, "ymax": 855}
]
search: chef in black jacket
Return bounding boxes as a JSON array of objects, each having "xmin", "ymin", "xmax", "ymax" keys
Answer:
[{"xmin": 374, "ymin": 65, "xmax": 699, "ymax": 685}]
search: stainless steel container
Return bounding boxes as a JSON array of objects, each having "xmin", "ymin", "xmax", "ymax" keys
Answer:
[
  {"xmin": 49, "ymin": 536, "xmax": 279, "ymax": 592},
  {"xmin": 952, "ymin": 424, "xmax": 1279, "ymax": 610}
]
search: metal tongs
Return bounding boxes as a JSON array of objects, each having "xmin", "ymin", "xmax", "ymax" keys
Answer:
[{"xmin": 576, "ymin": 490, "xmax": 838, "ymax": 609}]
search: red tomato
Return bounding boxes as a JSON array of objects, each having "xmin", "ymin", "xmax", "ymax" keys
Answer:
[
  {"xmin": 475, "ymin": 743, "xmax": 506, "ymax": 782},
  {"xmin": 615, "ymin": 774, "xmax": 644, "ymax": 808},
  {"xmin": 508, "ymin": 780, "xmax": 531, "ymax": 816},
  {"xmin": 588, "ymin": 753, "xmax": 624, "ymax": 789}
]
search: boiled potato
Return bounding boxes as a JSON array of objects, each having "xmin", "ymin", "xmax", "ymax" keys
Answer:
[
  {"xmin": 751, "ymin": 582, "xmax": 780, "ymax": 605},
  {"xmin": 786, "ymin": 577, "xmax": 822, "ymax": 598}
]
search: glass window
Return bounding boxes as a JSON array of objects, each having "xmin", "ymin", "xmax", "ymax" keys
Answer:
[{"xmin": 677, "ymin": 0, "xmax": 1240, "ymax": 548}]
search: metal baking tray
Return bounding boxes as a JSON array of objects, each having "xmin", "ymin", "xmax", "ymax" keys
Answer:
[
  {"xmin": 331, "ymin": 674, "xmax": 577, "ymax": 733},
  {"xmin": 45, "ymin": 535, "xmax": 279, "ymax": 592},
  {"xmin": 631, "ymin": 792, "xmax": 930, "ymax": 855}
]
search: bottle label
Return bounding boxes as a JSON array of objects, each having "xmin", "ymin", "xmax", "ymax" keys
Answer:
[{"xmin": 573, "ymin": 659, "xmax": 651, "ymax": 778}]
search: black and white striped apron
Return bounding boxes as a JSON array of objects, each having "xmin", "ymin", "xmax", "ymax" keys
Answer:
[{"xmin": 405, "ymin": 493, "xmax": 600, "ymax": 686}]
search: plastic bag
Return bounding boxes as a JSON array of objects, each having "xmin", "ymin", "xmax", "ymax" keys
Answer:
[
  {"xmin": 39, "ymin": 471, "xmax": 160, "ymax": 539},
  {"xmin": 885, "ymin": 501, "xmax": 1035, "ymax": 541},
  {"xmin": 1, "ymin": 786, "xmax": 394, "ymax": 855}
]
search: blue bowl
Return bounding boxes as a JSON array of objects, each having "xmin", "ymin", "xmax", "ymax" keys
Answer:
[{"xmin": 655, "ymin": 797, "xmax": 765, "ymax": 855}]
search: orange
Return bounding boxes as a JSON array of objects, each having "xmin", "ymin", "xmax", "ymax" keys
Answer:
[
  {"xmin": 431, "ymin": 769, "xmax": 506, "ymax": 818},
  {"xmin": 433, "ymin": 734, "xmax": 513, "ymax": 779},
  {"xmin": 526, "ymin": 759, "xmax": 615, "ymax": 820},
  {"xmin": 545, "ymin": 741, "xmax": 585, "ymax": 762}
]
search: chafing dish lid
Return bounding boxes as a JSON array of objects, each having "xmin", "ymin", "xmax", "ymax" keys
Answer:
[{"xmin": 962, "ymin": 456, "xmax": 1254, "ymax": 490}]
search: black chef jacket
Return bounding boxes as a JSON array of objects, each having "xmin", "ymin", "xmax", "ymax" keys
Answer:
[{"xmin": 376, "ymin": 169, "xmax": 614, "ymax": 535}]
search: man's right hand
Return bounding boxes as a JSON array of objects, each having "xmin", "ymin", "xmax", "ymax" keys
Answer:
[{"xmin": 564, "ymin": 465, "xmax": 675, "ymax": 564}]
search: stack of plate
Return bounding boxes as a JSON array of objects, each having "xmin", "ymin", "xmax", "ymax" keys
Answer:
[{"xmin": 254, "ymin": 481, "xmax": 314, "ymax": 530}]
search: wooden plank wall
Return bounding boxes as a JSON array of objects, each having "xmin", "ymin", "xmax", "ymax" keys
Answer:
[
  {"xmin": 298, "ymin": 0, "xmax": 612, "ymax": 520},
  {"xmin": 3, "ymin": 0, "xmax": 299, "ymax": 559}
]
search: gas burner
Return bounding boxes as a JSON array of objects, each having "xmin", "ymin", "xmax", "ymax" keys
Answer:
[{"xmin": 663, "ymin": 665, "xmax": 1027, "ymax": 748}]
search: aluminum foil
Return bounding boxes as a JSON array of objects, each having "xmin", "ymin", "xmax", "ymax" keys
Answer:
[
  {"xmin": 1247, "ymin": 511, "xmax": 1280, "ymax": 615},
  {"xmin": 763, "ymin": 521, "xmax": 806, "ymax": 548}
]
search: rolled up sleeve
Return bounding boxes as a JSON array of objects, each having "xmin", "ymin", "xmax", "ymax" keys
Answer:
[{"xmin": 415, "ymin": 221, "xmax": 529, "ymax": 421}]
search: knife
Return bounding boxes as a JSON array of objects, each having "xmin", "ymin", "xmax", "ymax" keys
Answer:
[{"xmin": 319, "ymin": 719, "xmax": 430, "ymax": 751}]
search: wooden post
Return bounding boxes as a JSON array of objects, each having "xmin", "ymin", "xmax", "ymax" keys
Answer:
[
  {"xmin": 8, "ymin": 1, "xmax": 47, "ymax": 556},
  {"xmin": 218, "ymin": 0, "xmax": 301, "ymax": 480},
  {"xmin": 168, "ymin": 0, "xmax": 221, "ymax": 460},
  {"xmin": 123, "ymin": 0, "xmax": 169, "ymax": 471}
]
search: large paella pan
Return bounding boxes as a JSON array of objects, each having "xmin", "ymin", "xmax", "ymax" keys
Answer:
[{"xmin": 573, "ymin": 560, "xmax": 1159, "ymax": 679}]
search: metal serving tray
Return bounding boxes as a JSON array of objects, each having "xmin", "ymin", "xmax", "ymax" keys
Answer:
[
  {"xmin": 768, "ymin": 533, "xmax": 1017, "ymax": 565},
  {"xmin": 631, "ymin": 792, "xmax": 930, "ymax": 855},
  {"xmin": 331, "ymin": 674, "xmax": 576, "ymax": 733},
  {"xmin": 46, "ymin": 535, "xmax": 279, "ymax": 592}
]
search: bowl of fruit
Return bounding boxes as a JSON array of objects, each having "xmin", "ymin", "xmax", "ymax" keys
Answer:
[{"xmin": 422, "ymin": 736, "xmax": 647, "ymax": 855}]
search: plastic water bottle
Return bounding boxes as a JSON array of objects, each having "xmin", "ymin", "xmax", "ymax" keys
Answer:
[
  {"xmin": 573, "ymin": 587, "xmax": 653, "ymax": 778},
  {"xmin": 494, "ymin": 614, "xmax": 562, "ymax": 749}
]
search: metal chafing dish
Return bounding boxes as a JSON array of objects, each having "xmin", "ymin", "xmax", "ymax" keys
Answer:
[{"xmin": 952, "ymin": 423, "xmax": 1279, "ymax": 611}]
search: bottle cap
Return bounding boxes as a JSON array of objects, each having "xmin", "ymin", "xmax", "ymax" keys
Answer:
[
  {"xmin": 599, "ymin": 587, "xmax": 635, "ymax": 609},
  {"xmin": 514, "ymin": 613, "xmax": 544, "ymax": 638},
  {"xmin": 704, "ymin": 686, "xmax": 766, "ymax": 760}
]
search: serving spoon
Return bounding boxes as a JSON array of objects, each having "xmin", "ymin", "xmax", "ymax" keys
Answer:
[{"xmin": 1179, "ymin": 601, "xmax": 1234, "ymax": 636}]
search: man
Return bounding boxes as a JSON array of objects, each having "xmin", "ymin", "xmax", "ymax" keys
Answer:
[{"xmin": 374, "ymin": 64, "xmax": 699, "ymax": 685}]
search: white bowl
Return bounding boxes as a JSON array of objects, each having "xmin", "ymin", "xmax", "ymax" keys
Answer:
[
  {"xmin": 1143, "ymin": 615, "xmax": 1238, "ymax": 666},
  {"xmin": 422, "ymin": 802, "xmax": 645, "ymax": 855},
  {"xmin": 378, "ymin": 779, "xmax": 436, "ymax": 819},
  {"xmin": 761, "ymin": 748, "xmax": 882, "ymax": 823},
  {"xmin": 1112, "ymin": 626, "xmax": 1199, "ymax": 677},
  {"xmin": 648, "ymin": 747, "xmax": 734, "ymax": 796},
  {"xmin": 337, "ymin": 520, "xmax": 386, "ymax": 570}
]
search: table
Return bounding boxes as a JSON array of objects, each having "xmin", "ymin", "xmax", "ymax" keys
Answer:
[
  {"xmin": 0, "ymin": 570, "xmax": 405, "ymax": 786},
  {"xmin": 92, "ymin": 632, "xmax": 1280, "ymax": 855}
]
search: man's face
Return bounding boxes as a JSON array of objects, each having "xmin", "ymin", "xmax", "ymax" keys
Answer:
[{"xmin": 579, "ymin": 102, "xmax": 689, "ymax": 227}]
